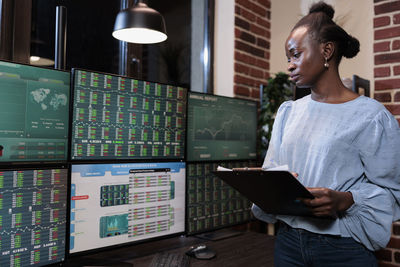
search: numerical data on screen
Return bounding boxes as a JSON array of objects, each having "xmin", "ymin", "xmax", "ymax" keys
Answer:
[
  {"xmin": 71, "ymin": 70, "xmax": 187, "ymax": 160},
  {"xmin": 0, "ymin": 168, "xmax": 67, "ymax": 267}
]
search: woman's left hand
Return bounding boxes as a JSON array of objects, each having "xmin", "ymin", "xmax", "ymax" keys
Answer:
[{"xmin": 301, "ymin": 188, "xmax": 354, "ymax": 218}]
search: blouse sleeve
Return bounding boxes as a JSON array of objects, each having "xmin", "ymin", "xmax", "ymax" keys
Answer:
[
  {"xmin": 343, "ymin": 109, "xmax": 400, "ymax": 250},
  {"xmin": 252, "ymin": 101, "xmax": 293, "ymax": 223}
]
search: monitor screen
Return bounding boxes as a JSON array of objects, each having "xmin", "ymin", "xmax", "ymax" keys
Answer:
[
  {"xmin": 186, "ymin": 92, "xmax": 257, "ymax": 161},
  {"xmin": 0, "ymin": 167, "xmax": 68, "ymax": 266},
  {"xmin": 70, "ymin": 162, "xmax": 186, "ymax": 254},
  {"xmin": 186, "ymin": 161, "xmax": 254, "ymax": 235},
  {"xmin": 0, "ymin": 61, "xmax": 70, "ymax": 163},
  {"xmin": 70, "ymin": 69, "xmax": 187, "ymax": 161}
]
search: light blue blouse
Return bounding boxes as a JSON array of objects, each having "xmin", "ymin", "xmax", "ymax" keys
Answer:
[{"xmin": 252, "ymin": 95, "xmax": 400, "ymax": 251}]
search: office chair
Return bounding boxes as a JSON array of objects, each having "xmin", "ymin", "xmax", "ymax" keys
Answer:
[{"xmin": 352, "ymin": 75, "xmax": 370, "ymax": 97}]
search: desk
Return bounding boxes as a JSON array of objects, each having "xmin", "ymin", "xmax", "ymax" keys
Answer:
[{"xmin": 64, "ymin": 230, "xmax": 275, "ymax": 267}]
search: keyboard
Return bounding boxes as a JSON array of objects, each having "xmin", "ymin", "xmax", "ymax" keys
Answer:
[{"xmin": 149, "ymin": 252, "xmax": 190, "ymax": 267}]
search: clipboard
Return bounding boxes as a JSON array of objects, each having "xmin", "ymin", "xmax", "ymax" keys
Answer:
[{"xmin": 213, "ymin": 170, "xmax": 315, "ymax": 216}]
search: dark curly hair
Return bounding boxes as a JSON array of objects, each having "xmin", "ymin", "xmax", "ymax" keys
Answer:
[{"xmin": 292, "ymin": 1, "xmax": 360, "ymax": 63}]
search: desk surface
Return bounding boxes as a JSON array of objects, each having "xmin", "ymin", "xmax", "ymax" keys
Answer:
[{"xmin": 65, "ymin": 230, "xmax": 275, "ymax": 267}]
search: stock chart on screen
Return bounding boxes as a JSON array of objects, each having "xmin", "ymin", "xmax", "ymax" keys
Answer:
[
  {"xmin": 70, "ymin": 69, "xmax": 187, "ymax": 161},
  {"xmin": 187, "ymin": 92, "xmax": 257, "ymax": 162},
  {"xmin": 0, "ymin": 168, "xmax": 68, "ymax": 266}
]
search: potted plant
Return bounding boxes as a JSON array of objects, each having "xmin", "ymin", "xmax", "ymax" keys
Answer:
[{"xmin": 258, "ymin": 72, "xmax": 293, "ymax": 158}]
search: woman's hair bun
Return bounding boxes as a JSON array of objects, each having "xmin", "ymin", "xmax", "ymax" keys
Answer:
[
  {"xmin": 343, "ymin": 35, "xmax": 360, "ymax": 58},
  {"xmin": 309, "ymin": 1, "xmax": 335, "ymax": 20}
]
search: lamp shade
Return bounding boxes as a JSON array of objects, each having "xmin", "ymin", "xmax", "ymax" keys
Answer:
[{"xmin": 112, "ymin": 2, "xmax": 167, "ymax": 44}]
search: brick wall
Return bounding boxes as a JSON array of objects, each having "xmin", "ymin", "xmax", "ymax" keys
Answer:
[
  {"xmin": 373, "ymin": 0, "xmax": 400, "ymax": 266},
  {"xmin": 374, "ymin": 0, "xmax": 400, "ymax": 126},
  {"xmin": 234, "ymin": 0, "xmax": 271, "ymax": 101}
]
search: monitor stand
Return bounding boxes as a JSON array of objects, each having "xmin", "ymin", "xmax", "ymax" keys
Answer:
[{"xmin": 195, "ymin": 228, "xmax": 243, "ymax": 241}]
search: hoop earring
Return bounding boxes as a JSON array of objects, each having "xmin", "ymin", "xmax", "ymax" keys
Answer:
[{"xmin": 324, "ymin": 57, "xmax": 329, "ymax": 68}]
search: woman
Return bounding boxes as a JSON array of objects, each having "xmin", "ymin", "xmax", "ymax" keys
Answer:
[{"xmin": 252, "ymin": 2, "xmax": 400, "ymax": 266}]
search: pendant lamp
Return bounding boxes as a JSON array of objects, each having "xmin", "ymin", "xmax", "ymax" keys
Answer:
[{"xmin": 112, "ymin": 1, "xmax": 167, "ymax": 44}]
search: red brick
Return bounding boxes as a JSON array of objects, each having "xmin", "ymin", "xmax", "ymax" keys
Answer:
[
  {"xmin": 235, "ymin": 40, "xmax": 266, "ymax": 58},
  {"xmin": 374, "ymin": 66, "xmax": 391, "ymax": 77},
  {"xmin": 395, "ymin": 91, "xmax": 400, "ymax": 101},
  {"xmin": 250, "ymin": 2, "xmax": 268, "ymax": 17},
  {"xmin": 235, "ymin": 5, "xmax": 241, "ymax": 15},
  {"xmin": 234, "ymin": 84, "xmax": 250, "ymax": 97},
  {"xmin": 256, "ymin": 16, "xmax": 270, "ymax": 29},
  {"xmin": 375, "ymin": 92, "xmax": 392, "ymax": 102},
  {"xmin": 375, "ymin": 1, "xmax": 400, "ymax": 15},
  {"xmin": 385, "ymin": 104, "xmax": 400, "ymax": 115},
  {"xmin": 235, "ymin": 17, "xmax": 250, "ymax": 30},
  {"xmin": 255, "ymin": 0, "xmax": 270, "ymax": 9},
  {"xmin": 250, "ymin": 67, "xmax": 264, "ymax": 79},
  {"xmin": 250, "ymin": 23, "xmax": 267, "ymax": 36},
  {"xmin": 375, "ymin": 249, "xmax": 392, "ymax": 262},
  {"xmin": 255, "ymin": 58, "xmax": 269, "ymax": 69},
  {"xmin": 256, "ymin": 37, "xmax": 269, "ymax": 48},
  {"xmin": 374, "ymin": 41, "xmax": 390, "ymax": 52},
  {"xmin": 375, "ymin": 26, "xmax": 400, "ymax": 40},
  {"xmin": 374, "ymin": 16, "xmax": 391, "ymax": 28},
  {"xmin": 394, "ymin": 40, "xmax": 400, "ymax": 50},
  {"xmin": 235, "ymin": 63, "xmax": 250, "ymax": 74},
  {"xmin": 394, "ymin": 65, "xmax": 400, "ymax": 75},
  {"xmin": 395, "ymin": 13, "xmax": 400, "ymax": 24},
  {"xmin": 239, "ymin": 8, "xmax": 256, "ymax": 22},
  {"xmin": 237, "ymin": 30, "xmax": 256, "ymax": 44},
  {"xmin": 375, "ymin": 78, "xmax": 400, "ymax": 90},
  {"xmin": 235, "ymin": 74, "xmax": 258, "ymax": 87},
  {"xmin": 235, "ymin": 51, "xmax": 256, "ymax": 65},
  {"xmin": 375, "ymin": 52, "xmax": 400, "ymax": 65},
  {"xmin": 236, "ymin": 0, "xmax": 252, "ymax": 10}
]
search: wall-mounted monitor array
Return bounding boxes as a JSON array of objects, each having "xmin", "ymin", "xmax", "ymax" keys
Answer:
[
  {"xmin": 69, "ymin": 162, "xmax": 186, "ymax": 254},
  {"xmin": 186, "ymin": 161, "xmax": 255, "ymax": 235},
  {"xmin": 0, "ymin": 167, "xmax": 68, "ymax": 267},
  {"xmin": 0, "ymin": 61, "xmax": 70, "ymax": 163},
  {"xmin": 186, "ymin": 92, "xmax": 257, "ymax": 162},
  {"xmin": 0, "ymin": 59, "xmax": 259, "ymax": 265},
  {"xmin": 70, "ymin": 69, "xmax": 187, "ymax": 161}
]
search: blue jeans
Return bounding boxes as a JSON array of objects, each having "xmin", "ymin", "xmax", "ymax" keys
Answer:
[{"xmin": 274, "ymin": 222, "xmax": 377, "ymax": 267}]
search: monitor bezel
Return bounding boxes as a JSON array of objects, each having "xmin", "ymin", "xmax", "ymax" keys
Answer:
[
  {"xmin": 67, "ymin": 160, "xmax": 187, "ymax": 257},
  {"xmin": 185, "ymin": 91, "xmax": 259, "ymax": 162},
  {"xmin": 0, "ymin": 59, "xmax": 71, "ymax": 166},
  {"xmin": 68, "ymin": 68, "xmax": 188, "ymax": 163}
]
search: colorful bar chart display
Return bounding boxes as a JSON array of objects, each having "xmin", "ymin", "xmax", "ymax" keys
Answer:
[
  {"xmin": 70, "ymin": 162, "xmax": 185, "ymax": 253},
  {"xmin": 0, "ymin": 168, "xmax": 68, "ymax": 266},
  {"xmin": 71, "ymin": 70, "xmax": 187, "ymax": 160}
]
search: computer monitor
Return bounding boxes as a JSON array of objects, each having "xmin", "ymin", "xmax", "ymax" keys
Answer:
[
  {"xmin": 0, "ymin": 167, "xmax": 68, "ymax": 266},
  {"xmin": 186, "ymin": 92, "xmax": 257, "ymax": 162},
  {"xmin": 186, "ymin": 161, "xmax": 255, "ymax": 235},
  {"xmin": 0, "ymin": 61, "xmax": 70, "ymax": 163},
  {"xmin": 69, "ymin": 162, "xmax": 186, "ymax": 254},
  {"xmin": 70, "ymin": 69, "xmax": 187, "ymax": 161}
]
